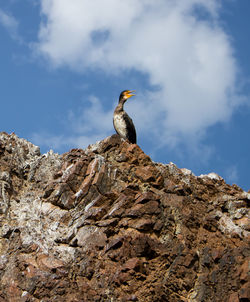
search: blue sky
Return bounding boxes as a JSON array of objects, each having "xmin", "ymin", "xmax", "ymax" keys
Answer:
[{"xmin": 0, "ymin": 0, "xmax": 249, "ymax": 191}]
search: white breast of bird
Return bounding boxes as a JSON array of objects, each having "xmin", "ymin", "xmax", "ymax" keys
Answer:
[{"xmin": 113, "ymin": 114, "xmax": 127, "ymax": 139}]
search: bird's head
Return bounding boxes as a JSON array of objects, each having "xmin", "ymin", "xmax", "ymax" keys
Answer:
[{"xmin": 119, "ymin": 90, "xmax": 136, "ymax": 102}]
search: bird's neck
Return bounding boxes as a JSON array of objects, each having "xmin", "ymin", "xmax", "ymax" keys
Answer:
[{"xmin": 116, "ymin": 99, "xmax": 126, "ymax": 112}]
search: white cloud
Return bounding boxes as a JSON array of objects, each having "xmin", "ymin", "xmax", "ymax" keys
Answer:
[
  {"xmin": 0, "ymin": 9, "xmax": 20, "ymax": 41},
  {"xmin": 33, "ymin": 0, "xmax": 243, "ymax": 149}
]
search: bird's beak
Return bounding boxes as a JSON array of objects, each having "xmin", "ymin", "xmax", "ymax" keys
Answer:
[{"xmin": 127, "ymin": 90, "xmax": 136, "ymax": 98}]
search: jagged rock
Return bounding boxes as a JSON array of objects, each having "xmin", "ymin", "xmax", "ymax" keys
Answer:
[{"xmin": 0, "ymin": 132, "xmax": 249, "ymax": 302}]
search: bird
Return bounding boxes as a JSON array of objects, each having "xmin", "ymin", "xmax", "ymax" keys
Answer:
[{"xmin": 113, "ymin": 90, "xmax": 137, "ymax": 144}]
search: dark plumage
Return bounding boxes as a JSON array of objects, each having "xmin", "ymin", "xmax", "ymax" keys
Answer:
[{"xmin": 113, "ymin": 90, "xmax": 137, "ymax": 144}]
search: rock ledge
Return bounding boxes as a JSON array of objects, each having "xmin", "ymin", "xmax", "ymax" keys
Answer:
[{"xmin": 0, "ymin": 132, "xmax": 249, "ymax": 302}]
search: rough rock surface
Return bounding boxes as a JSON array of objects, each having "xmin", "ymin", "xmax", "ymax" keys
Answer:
[{"xmin": 0, "ymin": 132, "xmax": 249, "ymax": 302}]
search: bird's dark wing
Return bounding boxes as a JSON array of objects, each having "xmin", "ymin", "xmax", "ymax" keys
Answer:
[{"xmin": 123, "ymin": 112, "xmax": 137, "ymax": 144}]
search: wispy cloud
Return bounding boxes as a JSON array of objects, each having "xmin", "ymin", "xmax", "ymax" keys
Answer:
[
  {"xmin": 224, "ymin": 165, "xmax": 239, "ymax": 185},
  {"xmin": 32, "ymin": 132, "xmax": 105, "ymax": 151},
  {"xmin": 32, "ymin": 95, "xmax": 114, "ymax": 150},
  {"xmin": 0, "ymin": 8, "xmax": 21, "ymax": 42},
  {"xmin": 32, "ymin": 0, "xmax": 244, "ymax": 152}
]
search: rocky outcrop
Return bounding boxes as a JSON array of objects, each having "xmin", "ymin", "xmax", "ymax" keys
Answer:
[{"xmin": 0, "ymin": 132, "xmax": 249, "ymax": 302}]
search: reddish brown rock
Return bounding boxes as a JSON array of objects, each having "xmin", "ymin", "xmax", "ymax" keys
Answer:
[
  {"xmin": 228, "ymin": 292, "xmax": 239, "ymax": 302},
  {"xmin": 0, "ymin": 132, "xmax": 249, "ymax": 302},
  {"xmin": 239, "ymin": 282, "xmax": 250, "ymax": 300}
]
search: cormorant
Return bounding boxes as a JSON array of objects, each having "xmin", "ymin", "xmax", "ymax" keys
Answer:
[{"xmin": 113, "ymin": 90, "xmax": 137, "ymax": 144}]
